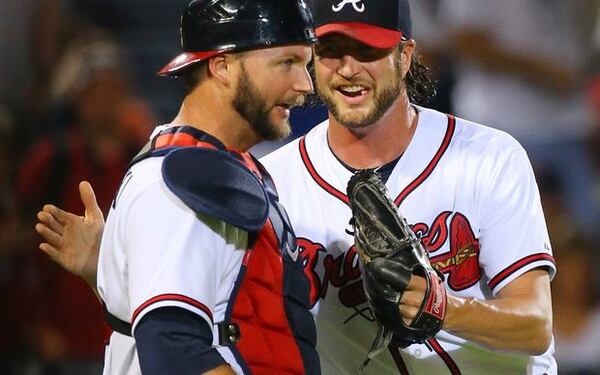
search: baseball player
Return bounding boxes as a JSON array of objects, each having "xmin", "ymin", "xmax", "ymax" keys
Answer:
[
  {"xmin": 260, "ymin": 1, "xmax": 555, "ymax": 373},
  {"xmin": 37, "ymin": 0, "xmax": 557, "ymax": 374},
  {"xmin": 39, "ymin": 1, "xmax": 320, "ymax": 374}
]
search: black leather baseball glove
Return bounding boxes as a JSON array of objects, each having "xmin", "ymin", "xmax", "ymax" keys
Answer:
[{"xmin": 347, "ymin": 169, "xmax": 447, "ymax": 368}]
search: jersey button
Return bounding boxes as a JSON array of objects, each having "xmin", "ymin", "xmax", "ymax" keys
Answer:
[{"xmin": 414, "ymin": 348, "xmax": 422, "ymax": 358}]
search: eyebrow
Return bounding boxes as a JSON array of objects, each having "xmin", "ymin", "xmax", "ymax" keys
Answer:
[{"xmin": 280, "ymin": 52, "xmax": 312, "ymax": 63}]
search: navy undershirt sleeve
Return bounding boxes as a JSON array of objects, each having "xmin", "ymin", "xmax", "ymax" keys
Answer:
[{"xmin": 134, "ymin": 307, "xmax": 227, "ymax": 375}]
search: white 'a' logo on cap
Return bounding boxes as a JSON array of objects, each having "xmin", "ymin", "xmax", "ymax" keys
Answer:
[{"xmin": 332, "ymin": 0, "xmax": 365, "ymax": 13}]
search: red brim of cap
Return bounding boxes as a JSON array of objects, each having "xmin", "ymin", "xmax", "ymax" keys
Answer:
[
  {"xmin": 315, "ymin": 23, "xmax": 403, "ymax": 49},
  {"xmin": 157, "ymin": 51, "xmax": 222, "ymax": 76}
]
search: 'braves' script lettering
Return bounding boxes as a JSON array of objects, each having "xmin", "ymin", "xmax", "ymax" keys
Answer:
[{"xmin": 297, "ymin": 211, "xmax": 482, "ymax": 318}]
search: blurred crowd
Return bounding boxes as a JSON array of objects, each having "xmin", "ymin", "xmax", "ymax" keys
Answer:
[{"xmin": 1, "ymin": 0, "xmax": 599, "ymax": 374}]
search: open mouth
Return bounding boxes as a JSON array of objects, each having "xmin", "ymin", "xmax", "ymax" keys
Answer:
[{"xmin": 337, "ymin": 85, "xmax": 369, "ymax": 98}]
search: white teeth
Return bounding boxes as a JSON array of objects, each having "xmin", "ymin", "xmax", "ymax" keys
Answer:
[{"xmin": 340, "ymin": 85, "xmax": 366, "ymax": 93}]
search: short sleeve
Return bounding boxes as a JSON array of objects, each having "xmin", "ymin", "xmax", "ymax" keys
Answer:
[
  {"xmin": 477, "ymin": 146, "xmax": 555, "ymax": 295},
  {"xmin": 123, "ymin": 177, "xmax": 247, "ymax": 334}
]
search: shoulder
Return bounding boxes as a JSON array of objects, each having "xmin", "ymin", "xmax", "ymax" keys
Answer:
[
  {"xmin": 457, "ymin": 117, "xmax": 531, "ymax": 189},
  {"xmin": 161, "ymin": 147, "xmax": 269, "ymax": 231},
  {"xmin": 454, "ymin": 114, "xmax": 523, "ymax": 154},
  {"xmin": 113, "ymin": 157, "xmax": 168, "ymax": 215},
  {"xmin": 413, "ymin": 105, "xmax": 526, "ymax": 166},
  {"xmin": 261, "ymin": 120, "xmax": 329, "ymax": 166},
  {"xmin": 260, "ymin": 137, "xmax": 301, "ymax": 169},
  {"xmin": 112, "ymin": 156, "xmax": 248, "ymax": 244},
  {"xmin": 417, "ymin": 107, "xmax": 532, "ymax": 192}
]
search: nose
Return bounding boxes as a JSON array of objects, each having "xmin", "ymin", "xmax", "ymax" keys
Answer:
[
  {"xmin": 337, "ymin": 55, "xmax": 362, "ymax": 79},
  {"xmin": 293, "ymin": 67, "xmax": 314, "ymax": 94}
]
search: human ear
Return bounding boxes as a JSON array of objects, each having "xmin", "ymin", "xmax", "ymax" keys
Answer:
[{"xmin": 207, "ymin": 55, "xmax": 233, "ymax": 86}]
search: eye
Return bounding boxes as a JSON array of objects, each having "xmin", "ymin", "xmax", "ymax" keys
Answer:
[
  {"xmin": 278, "ymin": 58, "xmax": 298, "ymax": 70},
  {"xmin": 315, "ymin": 44, "xmax": 340, "ymax": 58}
]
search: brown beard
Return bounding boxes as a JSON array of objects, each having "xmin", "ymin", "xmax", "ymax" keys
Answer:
[
  {"xmin": 317, "ymin": 60, "xmax": 403, "ymax": 130},
  {"xmin": 232, "ymin": 64, "xmax": 291, "ymax": 141}
]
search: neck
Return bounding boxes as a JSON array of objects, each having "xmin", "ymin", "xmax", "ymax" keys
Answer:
[
  {"xmin": 327, "ymin": 94, "xmax": 417, "ymax": 169},
  {"xmin": 169, "ymin": 84, "xmax": 260, "ymax": 152}
]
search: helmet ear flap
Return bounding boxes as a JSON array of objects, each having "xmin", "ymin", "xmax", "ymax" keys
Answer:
[{"xmin": 158, "ymin": 0, "xmax": 317, "ymax": 77}]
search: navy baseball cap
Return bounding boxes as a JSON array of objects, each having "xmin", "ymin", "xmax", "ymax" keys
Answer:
[{"xmin": 311, "ymin": 0, "xmax": 412, "ymax": 49}]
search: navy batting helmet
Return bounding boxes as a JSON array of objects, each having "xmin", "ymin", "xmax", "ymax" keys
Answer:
[{"xmin": 158, "ymin": 0, "xmax": 317, "ymax": 77}]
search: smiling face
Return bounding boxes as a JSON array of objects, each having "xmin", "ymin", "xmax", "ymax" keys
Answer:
[
  {"xmin": 314, "ymin": 34, "xmax": 412, "ymax": 130},
  {"xmin": 231, "ymin": 45, "xmax": 314, "ymax": 141}
]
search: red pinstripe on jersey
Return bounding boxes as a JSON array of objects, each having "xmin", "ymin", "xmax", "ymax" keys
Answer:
[
  {"xmin": 394, "ymin": 115, "xmax": 456, "ymax": 206},
  {"xmin": 388, "ymin": 342, "xmax": 410, "ymax": 375},
  {"xmin": 388, "ymin": 338, "xmax": 462, "ymax": 375},
  {"xmin": 299, "ymin": 115, "xmax": 456, "ymax": 209},
  {"xmin": 428, "ymin": 338, "xmax": 461, "ymax": 374},
  {"xmin": 299, "ymin": 136, "xmax": 350, "ymax": 205}
]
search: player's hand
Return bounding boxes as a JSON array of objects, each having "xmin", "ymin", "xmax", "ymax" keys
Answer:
[
  {"xmin": 35, "ymin": 181, "xmax": 104, "ymax": 287},
  {"xmin": 398, "ymin": 274, "xmax": 428, "ymax": 325}
]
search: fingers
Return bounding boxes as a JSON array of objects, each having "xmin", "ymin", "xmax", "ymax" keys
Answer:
[
  {"xmin": 35, "ymin": 223, "xmax": 62, "ymax": 247},
  {"xmin": 79, "ymin": 181, "xmax": 104, "ymax": 221},
  {"xmin": 399, "ymin": 275, "xmax": 427, "ymax": 308},
  {"xmin": 398, "ymin": 276, "xmax": 428, "ymax": 325},
  {"xmin": 398, "ymin": 302, "xmax": 419, "ymax": 325},
  {"xmin": 39, "ymin": 242, "xmax": 59, "ymax": 259},
  {"xmin": 405, "ymin": 274, "xmax": 427, "ymax": 292},
  {"xmin": 43, "ymin": 204, "xmax": 79, "ymax": 225},
  {"xmin": 400, "ymin": 289, "xmax": 425, "ymax": 307},
  {"xmin": 399, "ymin": 289, "xmax": 425, "ymax": 325},
  {"xmin": 37, "ymin": 210, "xmax": 64, "ymax": 236}
]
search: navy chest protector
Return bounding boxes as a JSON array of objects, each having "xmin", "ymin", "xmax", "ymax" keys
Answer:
[
  {"xmin": 162, "ymin": 146, "xmax": 269, "ymax": 232},
  {"xmin": 105, "ymin": 126, "xmax": 320, "ymax": 375}
]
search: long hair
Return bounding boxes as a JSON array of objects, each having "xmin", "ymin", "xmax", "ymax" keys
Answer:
[{"xmin": 400, "ymin": 44, "xmax": 437, "ymax": 106}]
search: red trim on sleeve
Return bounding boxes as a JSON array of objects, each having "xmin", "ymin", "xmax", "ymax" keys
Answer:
[
  {"xmin": 395, "ymin": 115, "xmax": 456, "ymax": 206},
  {"xmin": 488, "ymin": 253, "xmax": 555, "ymax": 291},
  {"xmin": 132, "ymin": 294, "xmax": 213, "ymax": 324}
]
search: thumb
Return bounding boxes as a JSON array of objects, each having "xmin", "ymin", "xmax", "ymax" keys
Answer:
[{"xmin": 79, "ymin": 181, "xmax": 104, "ymax": 221}]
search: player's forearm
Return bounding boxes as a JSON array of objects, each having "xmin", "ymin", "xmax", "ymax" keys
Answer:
[{"xmin": 443, "ymin": 292, "xmax": 552, "ymax": 355}]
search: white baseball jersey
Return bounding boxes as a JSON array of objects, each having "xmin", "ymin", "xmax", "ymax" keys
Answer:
[
  {"xmin": 98, "ymin": 155, "xmax": 247, "ymax": 375},
  {"xmin": 261, "ymin": 106, "xmax": 557, "ymax": 374}
]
